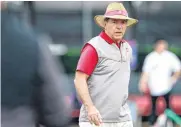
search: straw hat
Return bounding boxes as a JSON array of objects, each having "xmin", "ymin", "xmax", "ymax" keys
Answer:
[{"xmin": 94, "ymin": 2, "xmax": 138, "ymax": 29}]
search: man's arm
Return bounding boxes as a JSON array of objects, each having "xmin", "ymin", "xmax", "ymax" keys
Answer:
[
  {"xmin": 74, "ymin": 44, "xmax": 102, "ymax": 126},
  {"xmin": 172, "ymin": 70, "xmax": 181, "ymax": 80},
  {"xmin": 74, "ymin": 71, "xmax": 102, "ymax": 126},
  {"xmin": 170, "ymin": 71, "xmax": 181, "ymax": 85},
  {"xmin": 170, "ymin": 53, "xmax": 181, "ymax": 85},
  {"xmin": 74, "ymin": 71, "xmax": 93, "ymax": 108},
  {"xmin": 139, "ymin": 72, "xmax": 149, "ymax": 93},
  {"xmin": 75, "ymin": 44, "xmax": 98, "ymax": 107},
  {"xmin": 139, "ymin": 54, "xmax": 151, "ymax": 93}
]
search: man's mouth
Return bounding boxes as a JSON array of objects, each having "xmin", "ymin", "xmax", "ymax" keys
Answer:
[{"xmin": 115, "ymin": 32, "xmax": 122, "ymax": 34}]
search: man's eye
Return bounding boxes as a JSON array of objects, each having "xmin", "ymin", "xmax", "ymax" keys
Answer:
[{"xmin": 123, "ymin": 21, "xmax": 127, "ymax": 24}]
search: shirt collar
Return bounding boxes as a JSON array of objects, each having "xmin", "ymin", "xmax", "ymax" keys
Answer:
[
  {"xmin": 99, "ymin": 31, "xmax": 114, "ymax": 44},
  {"xmin": 99, "ymin": 31, "xmax": 125, "ymax": 44}
]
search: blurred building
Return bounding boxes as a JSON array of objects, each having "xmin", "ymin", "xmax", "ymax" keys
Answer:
[
  {"xmin": 31, "ymin": 2, "xmax": 181, "ymax": 46},
  {"xmin": 10, "ymin": 1, "xmax": 181, "ymax": 46}
]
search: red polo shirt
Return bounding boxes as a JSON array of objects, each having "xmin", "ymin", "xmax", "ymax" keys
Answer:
[{"xmin": 76, "ymin": 31, "xmax": 124, "ymax": 75}]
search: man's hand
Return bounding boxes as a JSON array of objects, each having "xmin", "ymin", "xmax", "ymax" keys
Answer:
[
  {"xmin": 139, "ymin": 82, "xmax": 149, "ymax": 94},
  {"xmin": 86, "ymin": 105, "xmax": 102, "ymax": 126}
]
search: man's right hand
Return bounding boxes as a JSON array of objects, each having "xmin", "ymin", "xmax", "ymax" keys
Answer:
[
  {"xmin": 86, "ymin": 105, "xmax": 102, "ymax": 126},
  {"xmin": 139, "ymin": 82, "xmax": 149, "ymax": 94}
]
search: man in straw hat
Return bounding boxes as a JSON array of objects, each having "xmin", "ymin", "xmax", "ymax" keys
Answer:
[{"xmin": 74, "ymin": 2, "xmax": 138, "ymax": 127}]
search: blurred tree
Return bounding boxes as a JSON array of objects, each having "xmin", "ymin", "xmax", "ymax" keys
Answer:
[{"xmin": 128, "ymin": 1, "xmax": 137, "ymax": 39}]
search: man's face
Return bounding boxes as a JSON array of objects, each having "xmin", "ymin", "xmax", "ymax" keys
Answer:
[
  {"xmin": 104, "ymin": 18, "xmax": 127, "ymax": 42},
  {"xmin": 155, "ymin": 40, "xmax": 168, "ymax": 53}
]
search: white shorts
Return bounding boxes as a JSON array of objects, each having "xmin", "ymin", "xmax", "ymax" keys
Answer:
[{"xmin": 79, "ymin": 121, "xmax": 133, "ymax": 127}]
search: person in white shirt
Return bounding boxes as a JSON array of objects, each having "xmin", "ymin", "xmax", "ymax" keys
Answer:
[{"xmin": 139, "ymin": 39, "xmax": 181, "ymax": 126}]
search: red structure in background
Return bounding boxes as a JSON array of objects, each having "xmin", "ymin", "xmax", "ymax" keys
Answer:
[{"xmin": 129, "ymin": 94, "xmax": 181, "ymax": 116}]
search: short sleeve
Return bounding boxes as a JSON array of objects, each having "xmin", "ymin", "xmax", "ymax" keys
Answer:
[
  {"xmin": 76, "ymin": 43, "xmax": 98, "ymax": 75},
  {"xmin": 170, "ymin": 53, "xmax": 181, "ymax": 72}
]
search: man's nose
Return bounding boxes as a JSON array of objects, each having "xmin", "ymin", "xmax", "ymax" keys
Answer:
[{"xmin": 116, "ymin": 23, "xmax": 123, "ymax": 29}]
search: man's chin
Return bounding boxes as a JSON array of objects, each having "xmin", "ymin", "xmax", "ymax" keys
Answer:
[{"xmin": 114, "ymin": 37, "xmax": 123, "ymax": 41}]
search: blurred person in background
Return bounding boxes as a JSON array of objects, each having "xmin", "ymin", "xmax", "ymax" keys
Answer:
[
  {"xmin": 74, "ymin": 2, "xmax": 138, "ymax": 127},
  {"xmin": 1, "ymin": 2, "xmax": 71, "ymax": 127},
  {"xmin": 139, "ymin": 39, "xmax": 181, "ymax": 127}
]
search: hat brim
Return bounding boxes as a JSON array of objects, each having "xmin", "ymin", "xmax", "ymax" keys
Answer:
[{"xmin": 94, "ymin": 15, "xmax": 138, "ymax": 29}]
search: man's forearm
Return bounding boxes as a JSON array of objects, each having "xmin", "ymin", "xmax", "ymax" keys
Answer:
[
  {"xmin": 74, "ymin": 78, "xmax": 94, "ymax": 108},
  {"xmin": 171, "ymin": 71, "xmax": 181, "ymax": 83},
  {"xmin": 139, "ymin": 72, "xmax": 148, "ymax": 85}
]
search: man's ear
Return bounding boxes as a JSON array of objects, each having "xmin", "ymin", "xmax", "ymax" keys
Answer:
[{"xmin": 104, "ymin": 22, "xmax": 107, "ymax": 30}]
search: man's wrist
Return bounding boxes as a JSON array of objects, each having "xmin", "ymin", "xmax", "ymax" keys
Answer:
[{"xmin": 84, "ymin": 102, "xmax": 94, "ymax": 109}]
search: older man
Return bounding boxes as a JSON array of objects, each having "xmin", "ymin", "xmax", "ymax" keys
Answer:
[{"xmin": 74, "ymin": 2, "xmax": 138, "ymax": 127}]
